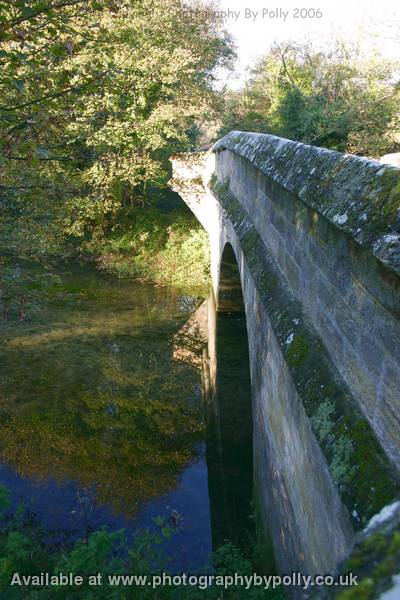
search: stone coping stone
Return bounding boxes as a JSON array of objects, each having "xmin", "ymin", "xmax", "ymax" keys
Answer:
[{"xmin": 212, "ymin": 131, "xmax": 400, "ymax": 276}]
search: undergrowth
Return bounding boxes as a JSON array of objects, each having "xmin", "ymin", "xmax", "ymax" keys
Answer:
[
  {"xmin": 88, "ymin": 208, "xmax": 210, "ymax": 292},
  {"xmin": 0, "ymin": 485, "xmax": 284, "ymax": 600}
]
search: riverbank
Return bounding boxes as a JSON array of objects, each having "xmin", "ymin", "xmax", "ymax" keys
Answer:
[
  {"xmin": 0, "ymin": 480, "xmax": 283, "ymax": 599},
  {"xmin": 1, "ymin": 203, "xmax": 210, "ymax": 327},
  {"xmin": 0, "ymin": 263, "xmax": 282, "ymax": 600},
  {"xmin": 84, "ymin": 206, "xmax": 210, "ymax": 293}
]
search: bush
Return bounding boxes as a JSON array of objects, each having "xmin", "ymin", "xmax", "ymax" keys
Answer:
[
  {"xmin": 92, "ymin": 208, "xmax": 210, "ymax": 291},
  {"xmin": 0, "ymin": 485, "xmax": 284, "ymax": 600}
]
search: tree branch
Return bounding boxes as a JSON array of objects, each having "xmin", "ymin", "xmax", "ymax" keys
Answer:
[
  {"xmin": 0, "ymin": 1, "xmax": 88, "ymax": 33},
  {"xmin": 0, "ymin": 77, "xmax": 102, "ymax": 111}
]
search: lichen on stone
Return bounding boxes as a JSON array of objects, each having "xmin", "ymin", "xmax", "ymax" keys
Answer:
[
  {"xmin": 212, "ymin": 131, "xmax": 400, "ymax": 276},
  {"xmin": 208, "ymin": 174, "xmax": 400, "ymax": 529}
]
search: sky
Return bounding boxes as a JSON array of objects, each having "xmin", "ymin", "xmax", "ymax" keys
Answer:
[{"xmin": 215, "ymin": 0, "xmax": 400, "ymax": 88}]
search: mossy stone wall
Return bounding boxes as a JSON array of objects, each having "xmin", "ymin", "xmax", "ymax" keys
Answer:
[
  {"xmin": 212, "ymin": 133, "xmax": 400, "ymax": 473},
  {"xmin": 171, "ymin": 135, "xmax": 400, "ymax": 592}
]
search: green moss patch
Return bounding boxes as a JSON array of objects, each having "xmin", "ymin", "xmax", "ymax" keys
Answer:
[
  {"xmin": 213, "ymin": 132, "xmax": 400, "ymax": 276},
  {"xmin": 211, "ymin": 177, "xmax": 400, "ymax": 529},
  {"xmin": 324, "ymin": 511, "xmax": 400, "ymax": 600}
]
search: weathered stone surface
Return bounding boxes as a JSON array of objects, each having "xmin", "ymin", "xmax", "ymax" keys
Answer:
[
  {"xmin": 205, "ymin": 191, "xmax": 355, "ymax": 579},
  {"xmin": 213, "ymin": 131, "xmax": 400, "ymax": 276},
  {"xmin": 170, "ymin": 132, "xmax": 400, "ymax": 591},
  {"xmin": 311, "ymin": 501, "xmax": 400, "ymax": 600},
  {"xmin": 200, "ymin": 134, "xmax": 400, "ymax": 473}
]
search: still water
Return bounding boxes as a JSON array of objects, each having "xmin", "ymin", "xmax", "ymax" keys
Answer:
[{"xmin": 0, "ymin": 264, "xmax": 253, "ymax": 571}]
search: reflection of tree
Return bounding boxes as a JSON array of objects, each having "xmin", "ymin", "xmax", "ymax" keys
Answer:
[{"xmin": 0, "ymin": 269, "xmax": 204, "ymax": 517}]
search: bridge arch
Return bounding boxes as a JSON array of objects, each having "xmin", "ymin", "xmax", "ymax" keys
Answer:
[
  {"xmin": 217, "ymin": 242, "xmax": 245, "ymax": 314},
  {"xmin": 172, "ymin": 131, "xmax": 400, "ymax": 581}
]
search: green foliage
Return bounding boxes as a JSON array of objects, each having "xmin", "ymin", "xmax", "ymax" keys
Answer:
[
  {"xmin": 0, "ymin": 486, "xmax": 49, "ymax": 592},
  {"xmin": 0, "ymin": 0, "xmax": 232, "ymax": 292},
  {"xmin": 0, "ymin": 485, "xmax": 10, "ymax": 518},
  {"xmin": 0, "ymin": 483, "xmax": 284, "ymax": 600},
  {"xmin": 94, "ymin": 207, "xmax": 210, "ymax": 290},
  {"xmin": 219, "ymin": 41, "xmax": 400, "ymax": 157},
  {"xmin": 333, "ymin": 527, "xmax": 400, "ymax": 600},
  {"xmin": 213, "ymin": 542, "xmax": 253, "ymax": 576}
]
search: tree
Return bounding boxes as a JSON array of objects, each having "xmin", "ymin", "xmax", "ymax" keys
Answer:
[
  {"xmin": 0, "ymin": 0, "xmax": 233, "ymax": 310},
  {"xmin": 218, "ymin": 41, "xmax": 400, "ymax": 157}
]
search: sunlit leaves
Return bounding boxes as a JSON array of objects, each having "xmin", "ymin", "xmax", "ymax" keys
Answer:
[
  {"xmin": 219, "ymin": 41, "xmax": 400, "ymax": 157},
  {"xmin": 0, "ymin": 0, "xmax": 232, "ymax": 278}
]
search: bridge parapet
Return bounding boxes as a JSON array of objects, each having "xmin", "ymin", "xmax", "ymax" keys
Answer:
[
  {"xmin": 171, "ymin": 132, "xmax": 400, "ymax": 583},
  {"xmin": 213, "ymin": 131, "xmax": 400, "ymax": 275},
  {"xmin": 172, "ymin": 132, "xmax": 400, "ymax": 472}
]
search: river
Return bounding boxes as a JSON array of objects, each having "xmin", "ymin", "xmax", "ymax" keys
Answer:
[{"xmin": 0, "ymin": 263, "xmax": 254, "ymax": 573}]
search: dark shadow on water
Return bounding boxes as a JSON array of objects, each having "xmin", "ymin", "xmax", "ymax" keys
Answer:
[{"xmin": 206, "ymin": 244, "xmax": 254, "ymax": 553}]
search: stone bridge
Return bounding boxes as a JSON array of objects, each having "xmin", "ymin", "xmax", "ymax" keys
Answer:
[{"xmin": 171, "ymin": 131, "xmax": 400, "ymax": 587}]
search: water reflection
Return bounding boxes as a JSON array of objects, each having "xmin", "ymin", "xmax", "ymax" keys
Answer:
[
  {"xmin": 0, "ymin": 258, "xmax": 256, "ymax": 569},
  {"xmin": 206, "ymin": 244, "xmax": 254, "ymax": 552},
  {"xmin": 0, "ymin": 265, "xmax": 211, "ymax": 567}
]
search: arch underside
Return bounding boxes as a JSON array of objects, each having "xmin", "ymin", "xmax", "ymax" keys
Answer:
[{"xmin": 217, "ymin": 243, "xmax": 245, "ymax": 314}]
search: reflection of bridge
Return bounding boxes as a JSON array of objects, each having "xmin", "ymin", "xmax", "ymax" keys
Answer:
[{"xmin": 172, "ymin": 132, "xmax": 400, "ymax": 581}]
